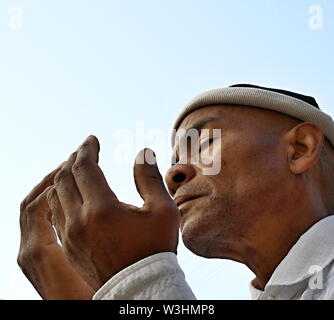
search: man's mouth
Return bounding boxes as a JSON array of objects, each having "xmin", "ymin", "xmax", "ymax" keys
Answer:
[{"xmin": 173, "ymin": 194, "xmax": 204, "ymax": 208}]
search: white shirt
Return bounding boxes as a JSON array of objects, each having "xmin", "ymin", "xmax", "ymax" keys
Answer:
[
  {"xmin": 249, "ymin": 215, "xmax": 334, "ymax": 300},
  {"xmin": 93, "ymin": 215, "xmax": 334, "ymax": 300}
]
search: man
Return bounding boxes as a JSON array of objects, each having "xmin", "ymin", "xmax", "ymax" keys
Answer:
[{"xmin": 18, "ymin": 84, "xmax": 334, "ymax": 300}]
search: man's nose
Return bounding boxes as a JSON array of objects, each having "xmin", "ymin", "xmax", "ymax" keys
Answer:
[{"xmin": 165, "ymin": 164, "xmax": 196, "ymax": 197}]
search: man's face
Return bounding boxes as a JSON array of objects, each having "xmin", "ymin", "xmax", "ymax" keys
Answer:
[{"xmin": 165, "ymin": 105, "xmax": 300, "ymax": 259}]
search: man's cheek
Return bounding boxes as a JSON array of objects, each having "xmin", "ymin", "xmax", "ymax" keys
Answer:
[{"xmin": 201, "ymin": 140, "xmax": 223, "ymax": 176}]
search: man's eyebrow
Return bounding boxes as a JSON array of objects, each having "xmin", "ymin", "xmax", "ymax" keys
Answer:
[{"xmin": 187, "ymin": 116, "xmax": 220, "ymax": 132}]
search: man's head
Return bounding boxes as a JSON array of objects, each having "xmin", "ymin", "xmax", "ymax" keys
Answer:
[{"xmin": 164, "ymin": 85, "xmax": 334, "ymax": 282}]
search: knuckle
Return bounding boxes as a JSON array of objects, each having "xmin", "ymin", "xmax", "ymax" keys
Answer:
[
  {"xmin": 28, "ymin": 246, "xmax": 45, "ymax": 261},
  {"xmin": 65, "ymin": 217, "xmax": 85, "ymax": 241},
  {"xmin": 65, "ymin": 226, "xmax": 82, "ymax": 245},
  {"xmin": 81, "ymin": 202, "xmax": 93, "ymax": 215},
  {"xmin": 65, "ymin": 204, "xmax": 107, "ymax": 240},
  {"xmin": 17, "ymin": 247, "xmax": 32, "ymax": 266},
  {"xmin": 72, "ymin": 159, "xmax": 90, "ymax": 175},
  {"xmin": 17, "ymin": 246, "xmax": 41, "ymax": 266},
  {"xmin": 92, "ymin": 202, "xmax": 109, "ymax": 215},
  {"xmin": 17, "ymin": 251, "xmax": 24, "ymax": 267},
  {"xmin": 17, "ymin": 255, "xmax": 27, "ymax": 271},
  {"xmin": 17, "ymin": 258, "xmax": 23, "ymax": 269},
  {"xmin": 54, "ymin": 168, "xmax": 69, "ymax": 184},
  {"xmin": 20, "ymin": 199, "xmax": 27, "ymax": 213},
  {"xmin": 46, "ymin": 187, "xmax": 56, "ymax": 202},
  {"xmin": 25, "ymin": 202, "xmax": 37, "ymax": 214},
  {"xmin": 83, "ymin": 201, "xmax": 112, "ymax": 220},
  {"xmin": 143, "ymin": 168, "xmax": 162, "ymax": 182},
  {"xmin": 144, "ymin": 199, "xmax": 156, "ymax": 210},
  {"xmin": 70, "ymin": 151, "xmax": 78, "ymax": 158}
]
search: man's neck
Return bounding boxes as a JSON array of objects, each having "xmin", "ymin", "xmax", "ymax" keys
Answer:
[{"xmin": 246, "ymin": 214, "xmax": 326, "ymax": 290}]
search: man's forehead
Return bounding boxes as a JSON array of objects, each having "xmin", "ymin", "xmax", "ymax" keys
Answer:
[
  {"xmin": 176, "ymin": 104, "xmax": 301, "ymax": 132},
  {"xmin": 171, "ymin": 104, "xmax": 302, "ymax": 150},
  {"xmin": 176, "ymin": 105, "xmax": 237, "ymax": 131}
]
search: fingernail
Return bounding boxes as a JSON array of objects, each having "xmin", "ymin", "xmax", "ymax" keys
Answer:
[{"xmin": 145, "ymin": 149, "xmax": 157, "ymax": 165}]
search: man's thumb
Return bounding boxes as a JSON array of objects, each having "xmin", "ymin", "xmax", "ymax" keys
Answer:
[{"xmin": 133, "ymin": 148, "xmax": 172, "ymax": 206}]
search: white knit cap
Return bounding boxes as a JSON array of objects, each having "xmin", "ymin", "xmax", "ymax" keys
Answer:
[{"xmin": 171, "ymin": 84, "xmax": 334, "ymax": 147}]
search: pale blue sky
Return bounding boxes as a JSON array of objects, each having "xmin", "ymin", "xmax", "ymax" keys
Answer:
[{"xmin": 0, "ymin": 0, "xmax": 333, "ymax": 299}]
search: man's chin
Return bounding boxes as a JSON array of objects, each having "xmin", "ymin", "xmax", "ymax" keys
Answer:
[{"xmin": 180, "ymin": 223, "xmax": 213, "ymax": 258}]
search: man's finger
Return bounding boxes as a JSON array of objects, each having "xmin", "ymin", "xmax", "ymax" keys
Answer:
[
  {"xmin": 20, "ymin": 162, "xmax": 64, "ymax": 213},
  {"xmin": 25, "ymin": 185, "xmax": 58, "ymax": 245},
  {"xmin": 47, "ymin": 187, "xmax": 65, "ymax": 243},
  {"xmin": 72, "ymin": 135, "xmax": 118, "ymax": 203},
  {"xmin": 133, "ymin": 148, "xmax": 174, "ymax": 207},
  {"xmin": 54, "ymin": 151, "xmax": 83, "ymax": 215}
]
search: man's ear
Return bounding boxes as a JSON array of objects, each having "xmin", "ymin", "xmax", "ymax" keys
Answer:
[{"xmin": 285, "ymin": 122, "xmax": 324, "ymax": 174}]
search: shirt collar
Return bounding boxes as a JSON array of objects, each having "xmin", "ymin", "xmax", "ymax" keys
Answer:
[{"xmin": 249, "ymin": 215, "xmax": 334, "ymax": 299}]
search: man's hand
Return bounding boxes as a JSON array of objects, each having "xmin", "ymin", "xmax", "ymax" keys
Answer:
[
  {"xmin": 48, "ymin": 135, "xmax": 180, "ymax": 288},
  {"xmin": 18, "ymin": 162, "xmax": 95, "ymax": 299}
]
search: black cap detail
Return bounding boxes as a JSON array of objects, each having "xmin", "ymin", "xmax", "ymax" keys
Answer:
[{"xmin": 230, "ymin": 84, "xmax": 320, "ymax": 109}]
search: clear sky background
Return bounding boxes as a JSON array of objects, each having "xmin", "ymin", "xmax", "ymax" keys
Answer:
[{"xmin": 0, "ymin": 0, "xmax": 333, "ymax": 300}]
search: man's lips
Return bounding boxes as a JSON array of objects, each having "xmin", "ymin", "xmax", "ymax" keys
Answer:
[{"xmin": 173, "ymin": 194, "xmax": 204, "ymax": 208}]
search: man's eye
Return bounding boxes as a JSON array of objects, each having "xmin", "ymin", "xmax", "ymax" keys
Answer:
[{"xmin": 199, "ymin": 138, "xmax": 214, "ymax": 152}]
